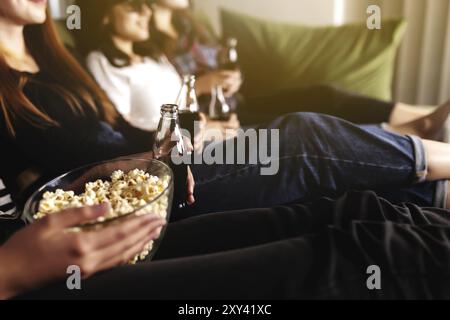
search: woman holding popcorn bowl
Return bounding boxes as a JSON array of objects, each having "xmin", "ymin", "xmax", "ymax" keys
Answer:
[{"xmin": 1, "ymin": 0, "xmax": 450, "ymax": 300}]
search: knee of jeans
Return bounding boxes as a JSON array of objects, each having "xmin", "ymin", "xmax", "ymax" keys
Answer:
[{"xmin": 270, "ymin": 112, "xmax": 330, "ymax": 135}]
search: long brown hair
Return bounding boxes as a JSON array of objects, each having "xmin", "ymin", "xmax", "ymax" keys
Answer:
[{"xmin": 0, "ymin": 11, "xmax": 118, "ymax": 137}]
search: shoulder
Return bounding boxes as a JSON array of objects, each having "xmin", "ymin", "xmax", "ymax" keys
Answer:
[
  {"xmin": 87, "ymin": 50, "xmax": 107, "ymax": 61},
  {"xmin": 158, "ymin": 55, "xmax": 171, "ymax": 64},
  {"xmin": 85, "ymin": 51, "xmax": 123, "ymax": 83},
  {"xmin": 86, "ymin": 51, "xmax": 109, "ymax": 68}
]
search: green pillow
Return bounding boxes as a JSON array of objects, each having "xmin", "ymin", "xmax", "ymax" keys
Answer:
[{"xmin": 221, "ymin": 10, "xmax": 406, "ymax": 101}]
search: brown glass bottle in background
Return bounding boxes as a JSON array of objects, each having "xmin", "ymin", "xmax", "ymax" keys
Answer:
[
  {"xmin": 217, "ymin": 38, "xmax": 239, "ymax": 71},
  {"xmin": 210, "ymin": 38, "xmax": 240, "ymax": 121},
  {"xmin": 176, "ymin": 75, "xmax": 203, "ymax": 147},
  {"xmin": 153, "ymin": 104, "xmax": 189, "ymax": 210}
]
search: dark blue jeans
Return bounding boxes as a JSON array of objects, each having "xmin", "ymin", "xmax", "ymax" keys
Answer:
[{"xmin": 180, "ymin": 113, "xmax": 446, "ymax": 218}]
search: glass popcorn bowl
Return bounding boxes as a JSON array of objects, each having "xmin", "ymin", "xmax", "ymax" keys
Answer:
[{"xmin": 23, "ymin": 158, "xmax": 174, "ymax": 263}]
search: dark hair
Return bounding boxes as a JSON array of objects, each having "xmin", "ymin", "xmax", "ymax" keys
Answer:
[
  {"xmin": 74, "ymin": 0, "xmax": 160, "ymax": 68},
  {"xmin": 0, "ymin": 9, "xmax": 118, "ymax": 136},
  {"xmin": 149, "ymin": 7, "xmax": 217, "ymax": 59}
]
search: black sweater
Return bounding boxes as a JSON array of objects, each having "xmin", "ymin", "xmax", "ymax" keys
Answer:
[{"xmin": 0, "ymin": 71, "xmax": 155, "ymax": 204}]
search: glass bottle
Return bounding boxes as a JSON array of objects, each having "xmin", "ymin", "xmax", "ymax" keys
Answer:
[
  {"xmin": 218, "ymin": 37, "xmax": 239, "ymax": 71},
  {"xmin": 209, "ymin": 86, "xmax": 231, "ymax": 121},
  {"xmin": 176, "ymin": 75, "xmax": 203, "ymax": 147},
  {"xmin": 209, "ymin": 38, "xmax": 240, "ymax": 121},
  {"xmin": 153, "ymin": 104, "xmax": 189, "ymax": 210}
]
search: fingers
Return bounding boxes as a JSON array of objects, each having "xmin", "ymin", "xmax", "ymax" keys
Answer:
[
  {"xmin": 224, "ymin": 129, "xmax": 238, "ymax": 140},
  {"xmin": 96, "ymin": 233, "xmax": 155, "ymax": 272},
  {"xmin": 223, "ymin": 82, "xmax": 242, "ymax": 97},
  {"xmin": 223, "ymin": 76, "xmax": 240, "ymax": 86},
  {"xmin": 216, "ymin": 71, "xmax": 241, "ymax": 89},
  {"xmin": 219, "ymin": 78, "xmax": 241, "ymax": 91},
  {"xmin": 186, "ymin": 166, "xmax": 195, "ymax": 205},
  {"xmin": 87, "ymin": 218, "xmax": 166, "ymax": 271},
  {"xmin": 193, "ymin": 114, "xmax": 207, "ymax": 153},
  {"xmin": 223, "ymin": 73, "xmax": 242, "ymax": 95},
  {"xmin": 41, "ymin": 204, "xmax": 109, "ymax": 230},
  {"xmin": 85, "ymin": 213, "xmax": 163, "ymax": 251},
  {"xmin": 182, "ymin": 136, "xmax": 194, "ymax": 154},
  {"xmin": 217, "ymin": 70, "xmax": 240, "ymax": 79},
  {"xmin": 222, "ymin": 114, "xmax": 240, "ymax": 130}
]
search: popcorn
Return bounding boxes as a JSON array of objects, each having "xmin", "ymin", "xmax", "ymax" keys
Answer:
[{"xmin": 34, "ymin": 169, "xmax": 171, "ymax": 263}]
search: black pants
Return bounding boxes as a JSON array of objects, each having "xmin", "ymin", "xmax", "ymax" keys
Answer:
[
  {"xmin": 17, "ymin": 191, "xmax": 450, "ymax": 300},
  {"xmin": 239, "ymin": 85, "xmax": 395, "ymax": 126}
]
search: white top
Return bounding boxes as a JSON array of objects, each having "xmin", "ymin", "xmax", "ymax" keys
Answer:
[{"xmin": 86, "ymin": 51, "xmax": 182, "ymax": 131}]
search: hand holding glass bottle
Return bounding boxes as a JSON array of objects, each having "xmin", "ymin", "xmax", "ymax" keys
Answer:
[
  {"xmin": 209, "ymin": 37, "xmax": 242, "ymax": 121},
  {"xmin": 176, "ymin": 75, "xmax": 207, "ymax": 153},
  {"xmin": 153, "ymin": 104, "xmax": 195, "ymax": 210}
]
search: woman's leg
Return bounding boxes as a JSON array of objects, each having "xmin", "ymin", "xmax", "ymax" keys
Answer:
[
  {"xmin": 16, "ymin": 191, "xmax": 450, "ymax": 299},
  {"xmin": 186, "ymin": 112, "xmax": 442, "ymax": 217},
  {"xmin": 160, "ymin": 190, "xmax": 450, "ymax": 260},
  {"xmin": 240, "ymin": 85, "xmax": 396, "ymax": 125},
  {"xmin": 386, "ymin": 101, "xmax": 450, "ymax": 140},
  {"xmin": 388, "ymin": 102, "xmax": 434, "ymax": 126},
  {"xmin": 423, "ymin": 139, "xmax": 450, "ymax": 180},
  {"xmin": 241, "ymin": 85, "xmax": 450, "ymax": 139}
]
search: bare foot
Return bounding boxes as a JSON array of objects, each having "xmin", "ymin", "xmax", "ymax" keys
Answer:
[{"xmin": 388, "ymin": 100, "xmax": 450, "ymax": 140}]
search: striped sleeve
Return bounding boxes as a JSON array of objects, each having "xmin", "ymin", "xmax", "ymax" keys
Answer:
[{"xmin": 0, "ymin": 178, "xmax": 19, "ymax": 219}]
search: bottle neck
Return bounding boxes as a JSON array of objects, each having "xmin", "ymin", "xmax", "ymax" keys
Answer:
[
  {"xmin": 156, "ymin": 105, "xmax": 179, "ymax": 139},
  {"xmin": 160, "ymin": 104, "xmax": 179, "ymax": 118},
  {"xmin": 154, "ymin": 104, "xmax": 188, "ymax": 158}
]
